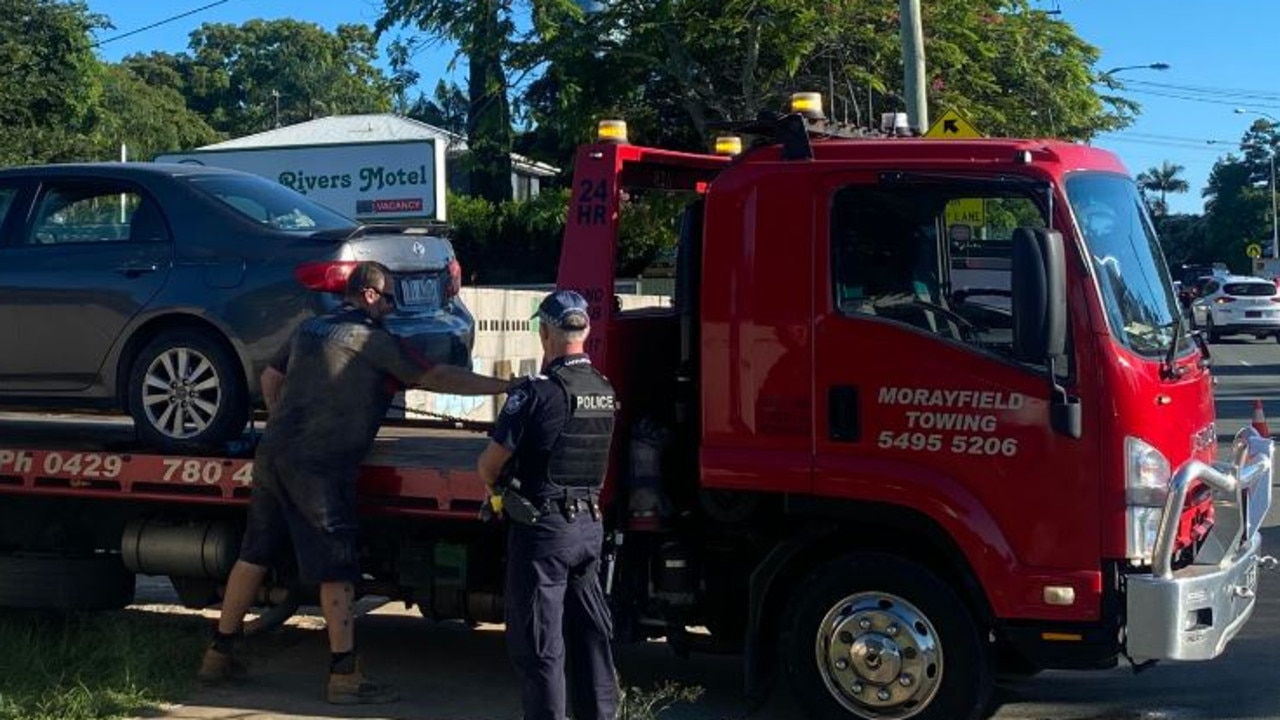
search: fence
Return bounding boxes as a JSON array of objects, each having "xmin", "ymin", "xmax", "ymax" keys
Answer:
[{"xmin": 396, "ymin": 285, "xmax": 671, "ymax": 423}]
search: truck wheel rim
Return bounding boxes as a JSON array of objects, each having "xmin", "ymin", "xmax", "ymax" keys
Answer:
[
  {"xmin": 814, "ymin": 591, "xmax": 943, "ymax": 719},
  {"xmin": 141, "ymin": 347, "xmax": 221, "ymax": 439}
]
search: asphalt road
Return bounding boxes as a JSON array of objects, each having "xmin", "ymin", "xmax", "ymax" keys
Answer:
[{"xmin": 138, "ymin": 338, "xmax": 1280, "ymax": 720}]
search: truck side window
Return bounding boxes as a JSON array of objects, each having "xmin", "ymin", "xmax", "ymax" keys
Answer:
[{"xmin": 831, "ymin": 186, "xmax": 1047, "ymax": 363}]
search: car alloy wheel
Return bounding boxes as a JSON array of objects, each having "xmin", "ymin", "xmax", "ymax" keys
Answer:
[
  {"xmin": 142, "ymin": 346, "xmax": 223, "ymax": 439},
  {"xmin": 128, "ymin": 329, "xmax": 248, "ymax": 451}
]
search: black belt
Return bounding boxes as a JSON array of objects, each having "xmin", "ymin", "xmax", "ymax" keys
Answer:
[
  {"xmin": 537, "ymin": 494, "xmax": 600, "ymax": 521},
  {"xmin": 506, "ymin": 490, "xmax": 600, "ymax": 525}
]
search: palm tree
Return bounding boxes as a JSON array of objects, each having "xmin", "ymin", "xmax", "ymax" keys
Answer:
[{"xmin": 1137, "ymin": 161, "xmax": 1191, "ymax": 216}]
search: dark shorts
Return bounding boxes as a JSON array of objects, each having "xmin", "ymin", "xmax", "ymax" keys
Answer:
[{"xmin": 237, "ymin": 454, "xmax": 361, "ymax": 585}]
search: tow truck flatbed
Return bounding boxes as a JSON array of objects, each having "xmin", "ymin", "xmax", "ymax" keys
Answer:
[{"xmin": 0, "ymin": 413, "xmax": 490, "ymax": 521}]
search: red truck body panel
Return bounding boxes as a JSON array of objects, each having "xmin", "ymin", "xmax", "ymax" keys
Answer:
[
  {"xmin": 554, "ymin": 136, "xmax": 1215, "ymax": 626},
  {"xmin": 0, "ymin": 416, "xmax": 490, "ymax": 521}
]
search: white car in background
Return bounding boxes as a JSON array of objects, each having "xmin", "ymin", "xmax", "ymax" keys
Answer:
[{"xmin": 1190, "ymin": 274, "xmax": 1280, "ymax": 342}]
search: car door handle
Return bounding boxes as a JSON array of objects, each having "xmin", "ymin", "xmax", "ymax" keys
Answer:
[{"xmin": 115, "ymin": 262, "xmax": 159, "ymax": 277}]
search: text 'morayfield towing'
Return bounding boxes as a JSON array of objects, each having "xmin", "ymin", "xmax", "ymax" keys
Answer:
[{"xmin": 0, "ymin": 92, "xmax": 1274, "ymax": 720}]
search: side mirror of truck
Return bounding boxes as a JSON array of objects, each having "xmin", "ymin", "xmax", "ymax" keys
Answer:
[
  {"xmin": 1011, "ymin": 227, "xmax": 1067, "ymax": 363},
  {"xmin": 1012, "ymin": 227, "xmax": 1081, "ymax": 438}
]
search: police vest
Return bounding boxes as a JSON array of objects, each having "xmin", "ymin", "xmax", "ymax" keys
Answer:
[{"xmin": 544, "ymin": 363, "xmax": 616, "ymax": 491}]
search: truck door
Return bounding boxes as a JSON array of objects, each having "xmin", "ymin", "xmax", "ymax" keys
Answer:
[{"xmin": 812, "ymin": 174, "xmax": 1102, "ymax": 577}]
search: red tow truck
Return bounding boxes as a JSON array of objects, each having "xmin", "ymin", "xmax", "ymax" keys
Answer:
[{"xmin": 0, "ymin": 96, "xmax": 1273, "ymax": 720}]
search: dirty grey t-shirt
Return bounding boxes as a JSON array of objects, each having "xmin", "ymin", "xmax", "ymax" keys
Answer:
[{"xmin": 257, "ymin": 306, "xmax": 433, "ymax": 485}]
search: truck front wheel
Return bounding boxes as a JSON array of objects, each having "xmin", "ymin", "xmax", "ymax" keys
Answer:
[{"xmin": 780, "ymin": 553, "xmax": 991, "ymax": 720}]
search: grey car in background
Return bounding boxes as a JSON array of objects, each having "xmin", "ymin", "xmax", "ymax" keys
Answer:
[{"xmin": 0, "ymin": 163, "xmax": 474, "ymax": 450}]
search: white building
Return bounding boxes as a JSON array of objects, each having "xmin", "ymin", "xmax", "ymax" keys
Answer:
[{"xmin": 182, "ymin": 113, "xmax": 559, "ymax": 204}]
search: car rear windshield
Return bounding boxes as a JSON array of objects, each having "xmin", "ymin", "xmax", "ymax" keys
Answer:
[
  {"xmin": 187, "ymin": 174, "xmax": 357, "ymax": 232},
  {"xmin": 1224, "ymin": 282, "xmax": 1276, "ymax": 297}
]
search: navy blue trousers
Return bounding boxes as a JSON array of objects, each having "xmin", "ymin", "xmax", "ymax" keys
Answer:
[{"xmin": 506, "ymin": 511, "xmax": 618, "ymax": 720}]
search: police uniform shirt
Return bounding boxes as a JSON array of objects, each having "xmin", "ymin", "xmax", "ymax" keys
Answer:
[{"xmin": 492, "ymin": 354, "xmax": 610, "ymax": 494}]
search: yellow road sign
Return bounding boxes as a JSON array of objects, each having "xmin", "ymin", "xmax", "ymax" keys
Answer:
[
  {"xmin": 945, "ymin": 198, "xmax": 985, "ymax": 227},
  {"xmin": 1247, "ymin": 243, "xmax": 1263, "ymax": 259},
  {"xmin": 925, "ymin": 110, "xmax": 982, "ymax": 139}
]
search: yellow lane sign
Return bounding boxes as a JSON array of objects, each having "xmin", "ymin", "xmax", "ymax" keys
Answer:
[
  {"xmin": 925, "ymin": 110, "xmax": 982, "ymax": 139},
  {"xmin": 945, "ymin": 198, "xmax": 985, "ymax": 228}
]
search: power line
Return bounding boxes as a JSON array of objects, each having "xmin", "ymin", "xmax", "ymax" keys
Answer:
[
  {"xmin": 91, "ymin": 0, "xmax": 230, "ymax": 49},
  {"xmin": 1096, "ymin": 137, "xmax": 1229, "ymax": 153},
  {"xmin": 1126, "ymin": 80, "xmax": 1280, "ymax": 104},
  {"xmin": 1109, "ymin": 131, "xmax": 1239, "ymax": 144},
  {"xmin": 1119, "ymin": 87, "xmax": 1280, "ymax": 112}
]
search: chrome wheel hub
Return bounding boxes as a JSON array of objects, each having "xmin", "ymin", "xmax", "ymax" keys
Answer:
[
  {"xmin": 815, "ymin": 592, "xmax": 942, "ymax": 718},
  {"xmin": 141, "ymin": 347, "xmax": 221, "ymax": 439}
]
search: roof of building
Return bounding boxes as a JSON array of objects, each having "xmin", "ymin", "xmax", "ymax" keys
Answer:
[{"xmin": 199, "ymin": 114, "xmax": 557, "ymax": 177}]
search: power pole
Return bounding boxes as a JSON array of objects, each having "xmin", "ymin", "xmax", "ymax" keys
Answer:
[{"xmin": 900, "ymin": 0, "xmax": 928, "ymax": 134}]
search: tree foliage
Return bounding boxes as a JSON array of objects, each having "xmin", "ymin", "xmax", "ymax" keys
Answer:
[
  {"xmin": 1137, "ymin": 161, "xmax": 1189, "ymax": 217},
  {"xmin": 379, "ymin": 0, "xmax": 521, "ymax": 202},
  {"xmin": 95, "ymin": 64, "xmax": 222, "ymax": 161},
  {"xmin": 0, "ymin": 0, "xmax": 106, "ymax": 164},
  {"xmin": 514, "ymin": 0, "xmax": 1134, "ymax": 163},
  {"xmin": 145, "ymin": 20, "xmax": 396, "ymax": 138}
]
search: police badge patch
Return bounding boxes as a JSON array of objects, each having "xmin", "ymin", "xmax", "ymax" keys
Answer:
[{"xmin": 503, "ymin": 387, "xmax": 530, "ymax": 415}]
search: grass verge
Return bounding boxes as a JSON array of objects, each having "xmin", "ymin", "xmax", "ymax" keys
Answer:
[{"xmin": 0, "ymin": 609, "xmax": 207, "ymax": 720}]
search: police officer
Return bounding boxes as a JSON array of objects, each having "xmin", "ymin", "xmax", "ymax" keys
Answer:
[{"xmin": 476, "ymin": 290, "xmax": 619, "ymax": 720}]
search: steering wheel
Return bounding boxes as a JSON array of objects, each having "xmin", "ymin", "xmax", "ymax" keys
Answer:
[{"xmin": 903, "ymin": 299, "xmax": 981, "ymax": 340}]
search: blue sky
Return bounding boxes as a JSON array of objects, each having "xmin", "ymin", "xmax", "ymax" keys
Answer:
[{"xmin": 86, "ymin": 0, "xmax": 1277, "ymax": 217}]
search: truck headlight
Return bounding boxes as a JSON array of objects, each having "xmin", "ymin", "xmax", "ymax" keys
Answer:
[{"xmin": 1125, "ymin": 436, "xmax": 1171, "ymax": 563}]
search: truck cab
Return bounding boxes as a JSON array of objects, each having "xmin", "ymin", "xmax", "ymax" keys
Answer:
[{"xmin": 557, "ymin": 101, "xmax": 1274, "ymax": 719}]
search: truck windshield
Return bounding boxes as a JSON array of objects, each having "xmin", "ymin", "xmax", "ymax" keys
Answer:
[{"xmin": 1066, "ymin": 172, "xmax": 1181, "ymax": 357}]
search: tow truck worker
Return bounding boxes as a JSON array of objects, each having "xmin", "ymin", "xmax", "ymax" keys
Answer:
[
  {"xmin": 477, "ymin": 290, "xmax": 620, "ymax": 720},
  {"xmin": 198, "ymin": 261, "xmax": 515, "ymax": 705}
]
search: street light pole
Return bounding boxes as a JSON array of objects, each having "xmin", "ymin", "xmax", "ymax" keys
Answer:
[
  {"xmin": 1235, "ymin": 108, "xmax": 1280, "ymax": 260},
  {"xmin": 1098, "ymin": 62, "xmax": 1170, "ymax": 83}
]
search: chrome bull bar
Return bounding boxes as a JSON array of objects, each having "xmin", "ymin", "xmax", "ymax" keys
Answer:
[{"xmin": 1126, "ymin": 426, "xmax": 1275, "ymax": 661}]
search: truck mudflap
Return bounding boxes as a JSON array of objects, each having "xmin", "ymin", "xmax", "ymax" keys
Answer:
[{"xmin": 1126, "ymin": 427, "xmax": 1275, "ymax": 661}]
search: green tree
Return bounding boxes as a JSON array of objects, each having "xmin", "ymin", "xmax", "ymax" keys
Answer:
[
  {"xmin": 1203, "ymin": 156, "xmax": 1268, "ymax": 274},
  {"xmin": 0, "ymin": 0, "xmax": 107, "ymax": 164},
  {"xmin": 404, "ymin": 80, "xmax": 469, "ymax": 137},
  {"xmin": 379, "ymin": 0, "xmax": 519, "ymax": 202},
  {"xmin": 1137, "ymin": 161, "xmax": 1190, "ymax": 217},
  {"xmin": 1155, "ymin": 213, "xmax": 1211, "ymax": 266},
  {"xmin": 176, "ymin": 20, "xmax": 396, "ymax": 137},
  {"xmin": 507, "ymin": 0, "xmax": 1136, "ymax": 171},
  {"xmin": 94, "ymin": 63, "xmax": 222, "ymax": 159}
]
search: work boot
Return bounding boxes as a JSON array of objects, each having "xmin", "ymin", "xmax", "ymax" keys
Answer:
[
  {"xmin": 326, "ymin": 660, "xmax": 399, "ymax": 705},
  {"xmin": 196, "ymin": 646, "xmax": 247, "ymax": 684}
]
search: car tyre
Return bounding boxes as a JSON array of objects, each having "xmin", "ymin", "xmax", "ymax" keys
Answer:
[
  {"xmin": 128, "ymin": 330, "xmax": 248, "ymax": 452},
  {"xmin": 1206, "ymin": 317, "xmax": 1221, "ymax": 343},
  {"xmin": 780, "ymin": 553, "xmax": 992, "ymax": 720}
]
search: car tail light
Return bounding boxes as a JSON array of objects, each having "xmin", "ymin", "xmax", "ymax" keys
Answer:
[
  {"xmin": 446, "ymin": 258, "xmax": 462, "ymax": 298},
  {"xmin": 295, "ymin": 261, "xmax": 358, "ymax": 293},
  {"xmin": 1214, "ymin": 296, "xmax": 1236, "ymax": 304}
]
